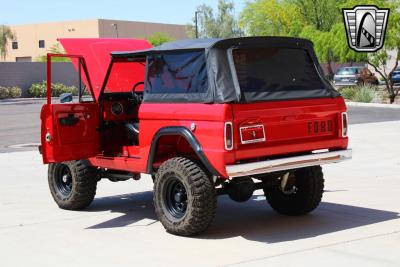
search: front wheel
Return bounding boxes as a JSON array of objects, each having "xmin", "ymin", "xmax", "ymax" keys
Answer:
[
  {"xmin": 153, "ymin": 157, "xmax": 216, "ymax": 236},
  {"xmin": 48, "ymin": 160, "xmax": 98, "ymax": 210},
  {"xmin": 263, "ymin": 166, "xmax": 324, "ymax": 215}
]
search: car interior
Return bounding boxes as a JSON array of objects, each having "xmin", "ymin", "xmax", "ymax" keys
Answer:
[{"xmin": 100, "ymin": 57, "xmax": 146, "ymax": 156}]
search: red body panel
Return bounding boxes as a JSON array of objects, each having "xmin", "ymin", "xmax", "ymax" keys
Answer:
[
  {"xmin": 230, "ymin": 97, "xmax": 348, "ymax": 161},
  {"xmin": 88, "ymin": 103, "xmax": 232, "ymax": 175},
  {"xmin": 41, "ymin": 103, "xmax": 100, "ymax": 163},
  {"xmin": 59, "ymin": 38, "xmax": 152, "ymax": 99},
  {"xmin": 87, "ymin": 99, "xmax": 348, "ymax": 178}
]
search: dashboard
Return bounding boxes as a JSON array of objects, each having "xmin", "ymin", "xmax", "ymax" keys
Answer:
[{"xmin": 102, "ymin": 92, "xmax": 142, "ymax": 121}]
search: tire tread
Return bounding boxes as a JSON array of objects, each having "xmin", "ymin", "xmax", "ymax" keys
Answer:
[{"xmin": 154, "ymin": 157, "xmax": 216, "ymax": 236}]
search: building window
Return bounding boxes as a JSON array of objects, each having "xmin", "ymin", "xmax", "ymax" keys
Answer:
[
  {"xmin": 39, "ymin": 40, "xmax": 45, "ymax": 48},
  {"xmin": 15, "ymin": 57, "xmax": 32, "ymax": 62},
  {"xmin": 12, "ymin": 41, "xmax": 18, "ymax": 49}
]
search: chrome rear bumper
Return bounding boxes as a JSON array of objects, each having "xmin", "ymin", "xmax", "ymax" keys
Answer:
[{"xmin": 226, "ymin": 149, "xmax": 352, "ymax": 178}]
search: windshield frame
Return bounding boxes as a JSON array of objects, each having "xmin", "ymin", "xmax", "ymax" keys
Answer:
[{"xmin": 99, "ymin": 56, "xmax": 146, "ymax": 102}]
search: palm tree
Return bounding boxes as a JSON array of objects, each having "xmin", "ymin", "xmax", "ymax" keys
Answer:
[{"xmin": 0, "ymin": 25, "xmax": 15, "ymax": 61}]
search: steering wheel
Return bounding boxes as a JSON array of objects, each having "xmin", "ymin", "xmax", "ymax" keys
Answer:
[
  {"xmin": 131, "ymin": 81, "xmax": 144, "ymax": 105},
  {"xmin": 132, "ymin": 81, "xmax": 144, "ymax": 92}
]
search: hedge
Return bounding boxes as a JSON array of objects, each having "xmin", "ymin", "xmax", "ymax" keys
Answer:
[
  {"xmin": 28, "ymin": 81, "xmax": 77, "ymax": 97},
  {"xmin": 0, "ymin": 86, "xmax": 22, "ymax": 99}
]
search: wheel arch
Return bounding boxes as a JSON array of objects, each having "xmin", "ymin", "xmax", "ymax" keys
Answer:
[{"xmin": 146, "ymin": 126, "xmax": 220, "ymax": 177}]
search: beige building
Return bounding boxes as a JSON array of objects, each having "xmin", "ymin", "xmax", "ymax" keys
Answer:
[{"xmin": 3, "ymin": 19, "xmax": 188, "ymax": 62}]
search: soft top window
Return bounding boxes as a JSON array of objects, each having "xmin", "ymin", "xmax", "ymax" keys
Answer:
[
  {"xmin": 233, "ymin": 47, "xmax": 328, "ymax": 102},
  {"xmin": 145, "ymin": 51, "xmax": 208, "ymax": 94}
]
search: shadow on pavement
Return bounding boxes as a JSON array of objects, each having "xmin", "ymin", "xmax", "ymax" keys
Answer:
[
  {"xmin": 85, "ymin": 190, "xmax": 399, "ymax": 243},
  {"xmin": 85, "ymin": 191, "xmax": 156, "ymax": 229}
]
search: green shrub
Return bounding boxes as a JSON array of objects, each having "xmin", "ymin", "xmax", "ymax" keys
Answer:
[
  {"xmin": 28, "ymin": 81, "xmax": 77, "ymax": 97},
  {"xmin": 28, "ymin": 81, "xmax": 47, "ymax": 97},
  {"xmin": 8, "ymin": 87, "xmax": 22, "ymax": 98},
  {"xmin": 353, "ymin": 85, "xmax": 376, "ymax": 103},
  {"xmin": 52, "ymin": 82, "xmax": 77, "ymax": 97},
  {"xmin": 0, "ymin": 87, "xmax": 9, "ymax": 99},
  {"xmin": 340, "ymin": 87, "xmax": 356, "ymax": 100},
  {"xmin": 340, "ymin": 85, "xmax": 377, "ymax": 103},
  {"xmin": 0, "ymin": 86, "xmax": 22, "ymax": 99}
]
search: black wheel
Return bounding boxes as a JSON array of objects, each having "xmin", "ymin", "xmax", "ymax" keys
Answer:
[
  {"xmin": 48, "ymin": 160, "xmax": 98, "ymax": 210},
  {"xmin": 153, "ymin": 157, "xmax": 216, "ymax": 236},
  {"xmin": 263, "ymin": 166, "xmax": 324, "ymax": 215}
]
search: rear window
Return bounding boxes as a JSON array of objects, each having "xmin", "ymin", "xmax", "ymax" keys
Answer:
[
  {"xmin": 232, "ymin": 47, "xmax": 327, "ymax": 101},
  {"xmin": 146, "ymin": 51, "xmax": 208, "ymax": 94},
  {"xmin": 336, "ymin": 68, "xmax": 360, "ymax": 75}
]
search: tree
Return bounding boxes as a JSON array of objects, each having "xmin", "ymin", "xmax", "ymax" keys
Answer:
[
  {"xmin": 240, "ymin": 0, "xmax": 343, "ymax": 36},
  {"xmin": 146, "ymin": 32, "xmax": 175, "ymax": 46},
  {"xmin": 366, "ymin": 3, "xmax": 400, "ymax": 103},
  {"xmin": 0, "ymin": 25, "xmax": 15, "ymax": 61},
  {"xmin": 240, "ymin": 0, "xmax": 303, "ymax": 36},
  {"xmin": 288, "ymin": 0, "xmax": 345, "ymax": 31},
  {"xmin": 187, "ymin": 0, "xmax": 242, "ymax": 38},
  {"xmin": 36, "ymin": 43, "xmax": 70, "ymax": 62}
]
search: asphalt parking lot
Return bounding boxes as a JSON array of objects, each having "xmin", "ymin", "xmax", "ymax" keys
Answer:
[{"xmin": 0, "ymin": 100, "xmax": 399, "ymax": 266}]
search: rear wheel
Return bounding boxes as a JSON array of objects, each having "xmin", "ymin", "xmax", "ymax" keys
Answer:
[
  {"xmin": 153, "ymin": 157, "xmax": 216, "ymax": 236},
  {"xmin": 263, "ymin": 166, "xmax": 324, "ymax": 215},
  {"xmin": 48, "ymin": 160, "xmax": 98, "ymax": 210}
]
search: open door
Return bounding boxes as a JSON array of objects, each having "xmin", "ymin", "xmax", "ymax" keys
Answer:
[{"xmin": 40, "ymin": 54, "xmax": 100, "ymax": 163}]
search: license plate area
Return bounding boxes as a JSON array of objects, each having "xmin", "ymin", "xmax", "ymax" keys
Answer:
[{"xmin": 240, "ymin": 124, "xmax": 266, "ymax": 144}]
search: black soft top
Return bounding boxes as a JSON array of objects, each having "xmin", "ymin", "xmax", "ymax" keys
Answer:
[
  {"xmin": 110, "ymin": 37, "xmax": 338, "ymax": 103},
  {"xmin": 112, "ymin": 38, "xmax": 222, "ymax": 57},
  {"xmin": 111, "ymin": 37, "xmax": 314, "ymax": 58}
]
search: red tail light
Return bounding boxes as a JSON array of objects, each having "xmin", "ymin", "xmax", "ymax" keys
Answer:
[
  {"xmin": 341, "ymin": 112, "xmax": 348, "ymax": 137},
  {"xmin": 224, "ymin": 122, "xmax": 233, "ymax": 150}
]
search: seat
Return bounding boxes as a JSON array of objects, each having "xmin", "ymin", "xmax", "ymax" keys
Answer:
[{"xmin": 125, "ymin": 122, "xmax": 139, "ymax": 144}]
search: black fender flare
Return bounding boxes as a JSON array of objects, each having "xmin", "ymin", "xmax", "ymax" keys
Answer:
[{"xmin": 146, "ymin": 126, "xmax": 221, "ymax": 176}]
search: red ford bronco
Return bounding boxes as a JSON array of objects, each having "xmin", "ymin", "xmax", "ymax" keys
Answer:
[{"xmin": 40, "ymin": 37, "xmax": 352, "ymax": 236}]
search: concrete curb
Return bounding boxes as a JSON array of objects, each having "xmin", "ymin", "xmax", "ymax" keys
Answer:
[
  {"xmin": 0, "ymin": 98, "xmax": 47, "ymax": 105},
  {"xmin": 0, "ymin": 96, "xmax": 82, "ymax": 104},
  {"xmin": 0, "ymin": 97, "xmax": 48, "ymax": 102},
  {"xmin": 346, "ymin": 101, "xmax": 400, "ymax": 109}
]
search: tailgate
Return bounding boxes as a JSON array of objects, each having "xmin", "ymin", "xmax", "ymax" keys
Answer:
[{"xmin": 231, "ymin": 97, "xmax": 347, "ymax": 161}]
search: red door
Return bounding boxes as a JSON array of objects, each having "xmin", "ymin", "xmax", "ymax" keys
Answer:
[
  {"xmin": 40, "ymin": 54, "xmax": 100, "ymax": 164},
  {"xmin": 40, "ymin": 103, "xmax": 100, "ymax": 164}
]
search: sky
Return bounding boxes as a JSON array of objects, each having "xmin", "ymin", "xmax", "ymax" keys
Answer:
[{"xmin": 0, "ymin": 0, "xmax": 246, "ymax": 25}]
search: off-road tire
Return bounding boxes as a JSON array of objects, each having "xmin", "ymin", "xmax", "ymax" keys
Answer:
[
  {"xmin": 48, "ymin": 160, "xmax": 98, "ymax": 210},
  {"xmin": 153, "ymin": 157, "xmax": 216, "ymax": 236},
  {"xmin": 263, "ymin": 166, "xmax": 324, "ymax": 215}
]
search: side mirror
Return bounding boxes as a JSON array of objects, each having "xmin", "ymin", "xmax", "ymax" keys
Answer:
[{"xmin": 59, "ymin": 93, "xmax": 73, "ymax": 103}]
